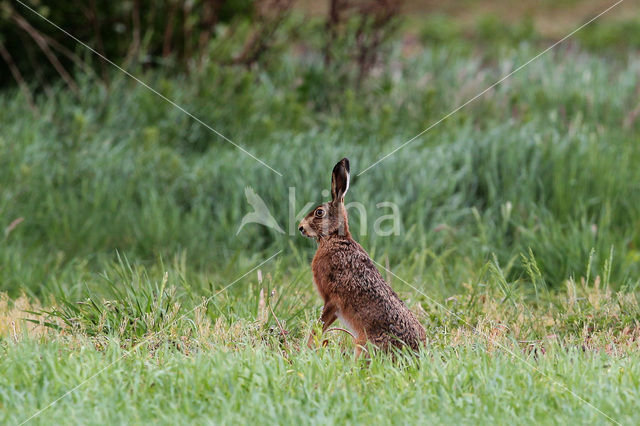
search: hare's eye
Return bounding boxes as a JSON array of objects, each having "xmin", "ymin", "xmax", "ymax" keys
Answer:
[{"xmin": 314, "ymin": 208, "xmax": 326, "ymax": 218}]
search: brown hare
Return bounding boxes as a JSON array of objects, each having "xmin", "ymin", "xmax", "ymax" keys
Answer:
[{"xmin": 298, "ymin": 158, "xmax": 426, "ymax": 357}]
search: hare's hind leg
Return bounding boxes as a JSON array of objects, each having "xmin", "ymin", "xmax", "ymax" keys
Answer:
[
  {"xmin": 354, "ymin": 335, "xmax": 368, "ymax": 359},
  {"xmin": 307, "ymin": 302, "xmax": 338, "ymax": 348},
  {"xmin": 353, "ymin": 326, "xmax": 370, "ymax": 359}
]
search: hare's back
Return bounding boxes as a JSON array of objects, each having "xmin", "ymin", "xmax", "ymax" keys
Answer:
[
  {"xmin": 323, "ymin": 240, "xmax": 409, "ymax": 314},
  {"xmin": 319, "ymin": 239, "xmax": 426, "ymax": 348}
]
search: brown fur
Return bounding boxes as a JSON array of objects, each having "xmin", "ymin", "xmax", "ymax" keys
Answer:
[{"xmin": 299, "ymin": 158, "xmax": 426, "ymax": 357}]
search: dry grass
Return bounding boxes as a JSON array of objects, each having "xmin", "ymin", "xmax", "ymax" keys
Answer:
[
  {"xmin": 295, "ymin": 0, "xmax": 640, "ymax": 38},
  {"xmin": 4, "ymin": 277, "xmax": 639, "ymax": 358},
  {"xmin": 0, "ymin": 292, "xmax": 56, "ymax": 340}
]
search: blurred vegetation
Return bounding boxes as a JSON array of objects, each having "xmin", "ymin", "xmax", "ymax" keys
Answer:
[
  {"xmin": 3, "ymin": 1, "xmax": 640, "ymax": 93},
  {"xmin": 1, "ymin": 3, "xmax": 640, "ymax": 300},
  {"xmin": 0, "ymin": 0, "xmax": 255, "ymax": 86},
  {"xmin": 0, "ymin": 0, "xmax": 405, "ymax": 92},
  {"xmin": 577, "ymin": 16, "xmax": 640, "ymax": 51},
  {"xmin": 2, "ymin": 3, "xmax": 640, "ymax": 422}
]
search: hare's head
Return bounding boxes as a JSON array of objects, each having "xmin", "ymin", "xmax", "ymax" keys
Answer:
[{"xmin": 299, "ymin": 158, "xmax": 351, "ymax": 239}]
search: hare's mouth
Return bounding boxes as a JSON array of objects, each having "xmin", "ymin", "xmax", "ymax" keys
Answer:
[{"xmin": 299, "ymin": 225, "xmax": 316, "ymax": 238}]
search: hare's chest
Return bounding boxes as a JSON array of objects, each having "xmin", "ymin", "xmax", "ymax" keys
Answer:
[
  {"xmin": 311, "ymin": 253, "xmax": 335, "ymax": 302},
  {"xmin": 311, "ymin": 270, "xmax": 332, "ymax": 302}
]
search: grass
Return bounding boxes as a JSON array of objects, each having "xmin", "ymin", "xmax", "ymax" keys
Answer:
[
  {"xmin": 2, "ymin": 341, "xmax": 640, "ymax": 424},
  {"xmin": 2, "ymin": 9, "xmax": 640, "ymax": 425},
  {"xmin": 2, "ymin": 265, "xmax": 640, "ymax": 424}
]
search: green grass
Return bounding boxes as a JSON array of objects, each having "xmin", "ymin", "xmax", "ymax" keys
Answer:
[
  {"xmin": 3, "ymin": 257, "xmax": 640, "ymax": 425},
  {"xmin": 2, "ymin": 11, "xmax": 640, "ymax": 425},
  {"xmin": 2, "ymin": 341, "xmax": 640, "ymax": 425},
  {"xmin": 2, "ymin": 42, "xmax": 640, "ymax": 296}
]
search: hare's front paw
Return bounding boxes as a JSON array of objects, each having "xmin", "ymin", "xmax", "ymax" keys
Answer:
[
  {"xmin": 306, "ymin": 333, "xmax": 316, "ymax": 349},
  {"xmin": 307, "ymin": 332, "xmax": 330, "ymax": 349}
]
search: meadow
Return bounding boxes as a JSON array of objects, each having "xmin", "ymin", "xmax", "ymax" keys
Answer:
[{"xmin": 2, "ymin": 6, "xmax": 640, "ymax": 424}]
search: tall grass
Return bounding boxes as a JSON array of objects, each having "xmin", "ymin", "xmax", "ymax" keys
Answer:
[
  {"xmin": 2, "ymin": 340, "xmax": 640, "ymax": 425},
  {"xmin": 2, "ymin": 16, "xmax": 640, "ymax": 424},
  {"xmin": 2, "ymin": 36, "xmax": 639, "ymax": 300}
]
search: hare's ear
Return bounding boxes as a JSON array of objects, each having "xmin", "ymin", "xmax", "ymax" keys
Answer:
[{"xmin": 330, "ymin": 158, "xmax": 350, "ymax": 203}]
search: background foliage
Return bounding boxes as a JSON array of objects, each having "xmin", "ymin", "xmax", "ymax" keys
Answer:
[
  {"xmin": 2, "ymin": 1, "xmax": 640, "ymax": 423},
  {"xmin": 2, "ymin": 1, "xmax": 640, "ymax": 299}
]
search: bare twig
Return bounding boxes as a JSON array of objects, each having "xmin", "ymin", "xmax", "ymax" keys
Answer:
[
  {"xmin": 257, "ymin": 287, "xmax": 267, "ymax": 325},
  {"xmin": 18, "ymin": 30, "xmax": 54, "ymax": 99},
  {"xmin": 4, "ymin": 217, "xmax": 25, "ymax": 238},
  {"xmin": 11, "ymin": 321, "xmax": 19, "ymax": 343},
  {"xmin": 11, "ymin": 10, "xmax": 79, "ymax": 95},
  {"xmin": 182, "ymin": 0, "xmax": 193, "ymax": 63},
  {"xmin": 86, "ymin": 0, "xmax": 108, "ymax": 81},
  {"xmin": 39, "ymin": 30, "xmax": 95, "ymax": 77},
  {"xmin": 324, "ymin": 0, "xmax": 347, "ymax": 65},
  {"xmin": 322, "ymin": 0, "xmax": 401, "ymax": 80},
  {"xmin": 268, "ymin": 289, "xmax": 288, "ymax": 346},
  {"xmin": 353, "ymin": 0, "xmax": 401, "ymax": 81},
  {"xmin": 233, "ymin": 0, "xmax": 293, "ymax": 67},
  {"xmin": 123, "ymin": 0, "xmax": 142, "ymax": 68},
  {"xmin": 163, "ymin": 1, "xmax": 179, "ymax": 58},
  {"xmin": 198, "ymin": 0, "xmax": 221, "ymax": 60},
  {"xmin": 0, "ymin": 40, "xmax": 37, "ymax": 112}
]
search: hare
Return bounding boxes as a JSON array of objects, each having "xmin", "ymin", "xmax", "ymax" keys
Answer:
[{"xmin": 298, "ymin": 158, "xmax": 426, "ymax": 357}]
